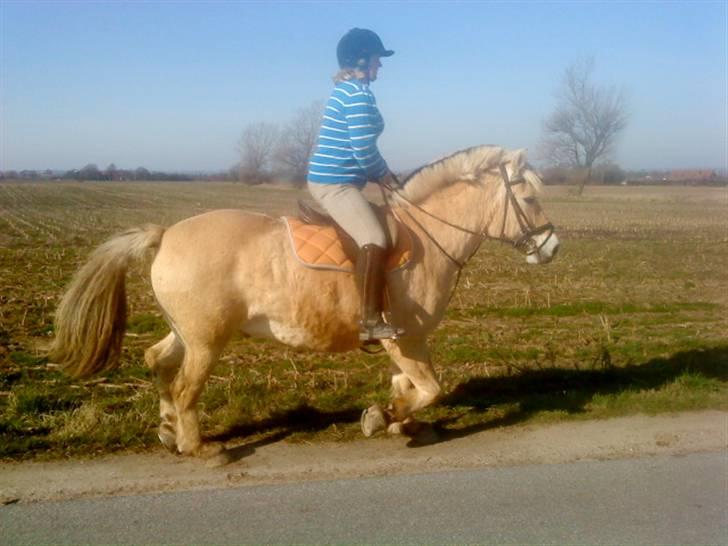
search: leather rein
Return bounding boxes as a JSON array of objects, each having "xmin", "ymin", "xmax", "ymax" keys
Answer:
[{"xmin": 382, "ymin": 165, "xmax": 555, "ymax": 270}]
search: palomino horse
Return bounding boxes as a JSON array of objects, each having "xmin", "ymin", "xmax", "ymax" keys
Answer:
[{"xmin": 50, "ymin": 145, "xmax": 559, "ymax": 461}]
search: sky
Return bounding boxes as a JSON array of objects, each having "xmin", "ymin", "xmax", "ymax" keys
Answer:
[{"xmin": 0, "ymin": 0, "xmax": 726, "ymax": 173}]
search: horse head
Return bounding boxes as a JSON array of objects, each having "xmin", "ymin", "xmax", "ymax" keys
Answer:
[
  {"xmin": 484, "ymin": 149, "xmax": 560, "ymax": 264},
  {"xmin": 397, "ymin": 145, "xmax": 559, "ymax": 266}
]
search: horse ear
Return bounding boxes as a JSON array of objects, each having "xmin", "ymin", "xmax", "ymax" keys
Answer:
[
  {"xmin": 510, "ymin": 149, "xmax": 528, "ymax": 171},
  {"xmin": 503, "ymin": 148, "xmax": 527, "ymax": 181}
]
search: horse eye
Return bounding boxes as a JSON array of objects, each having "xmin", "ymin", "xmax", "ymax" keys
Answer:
[{"xmin": 523, "ymin": 197, "xmax": 536, "ymax": 205}]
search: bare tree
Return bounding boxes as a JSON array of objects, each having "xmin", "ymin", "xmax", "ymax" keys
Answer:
[
  {"xmin": 238, "ymin": 122, "xmax": 278, "ymax": 183},
  {"xmin": 237, "ymin": 122, "xmax": 279, "ymax": 184},
  {"xmin": 541, "ymin": 57, "xmax": 628, "ymax": 195},
  {"xmin": 275, "ymin": 100, "xmax": 324, "ymax": 186},
  {"xmin": 134, "ymin": 167, "xmax": 150, "ymax": 180},
  {"xmin": 79, "ymin": 163, "xmax": 102, "ymax": 181},
  {"xmin": 105, "ymin": 163, "xmax": 117, "ymax": 181}
]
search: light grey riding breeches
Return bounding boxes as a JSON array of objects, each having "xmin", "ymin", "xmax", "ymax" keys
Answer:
[{"xmin": 307, "ymin": 182, "xmax": 387, "ymax": 248}]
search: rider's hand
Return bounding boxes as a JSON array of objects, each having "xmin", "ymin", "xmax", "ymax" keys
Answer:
[{"xmin": 379, "ymin": 171, "xmax": 402, "ymax": 189}]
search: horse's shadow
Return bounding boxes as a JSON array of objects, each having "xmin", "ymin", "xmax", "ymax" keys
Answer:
[
  {"xmin": 207, "ymin": 345, "xmax": 728, "ymax": 458},
  {"xmin": 425, "ymin": 345, "xmax": 728, "ymax": 446},
  {"xmin": 205, "ymin": 405, "xmax": 361, "ymax": 464}
]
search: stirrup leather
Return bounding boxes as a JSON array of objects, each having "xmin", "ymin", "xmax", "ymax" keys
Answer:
[{"xmin": 356, "ymin": 243, "xmax": 405, "ymax": 342}]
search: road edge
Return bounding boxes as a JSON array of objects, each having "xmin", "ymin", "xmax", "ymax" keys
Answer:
[{"xmin": 1, "ymin": 410, "xmax": 726, "ymax": 504}]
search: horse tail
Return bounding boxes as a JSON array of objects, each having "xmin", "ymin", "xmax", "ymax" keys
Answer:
[{"xmin": 49, "ymin": 224, "xmax": 166, "ymax": 378}]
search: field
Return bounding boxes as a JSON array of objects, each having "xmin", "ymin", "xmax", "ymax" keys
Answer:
[{"xmin": 1, "ymin": 181, "xmax": 726, "ymax": 460}]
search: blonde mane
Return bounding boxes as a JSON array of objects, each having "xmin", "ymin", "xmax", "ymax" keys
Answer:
[{"xmin": 398, "ymin": 145, "xmax": 543, "ymax": 204}]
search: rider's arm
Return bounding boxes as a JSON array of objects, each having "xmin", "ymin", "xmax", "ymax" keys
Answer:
[
  {"xmin": 378, "ymin": 171, "xmax": 402, "ymax": 188},
  {"xmin": 344, "ymin": 92, "xmax": 389, "ymax": 181}
]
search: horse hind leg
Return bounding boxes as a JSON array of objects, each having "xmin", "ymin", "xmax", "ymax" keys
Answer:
[
  {"xmin": 145, "ymin": 332, "xmax": 185, "ymax": 452},
  {"xmin": 171, "ymin": 339, "xmax": 227, "ymax": 458}
]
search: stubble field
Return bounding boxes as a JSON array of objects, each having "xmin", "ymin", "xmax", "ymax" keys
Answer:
[{"xmin": 1, "ymin": 181, "xmax": 726, "ymax": 460}]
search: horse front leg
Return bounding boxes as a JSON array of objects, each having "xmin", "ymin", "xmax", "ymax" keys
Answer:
[{"xmin": 361, "ymin": 336, "xmax": 442, "ymax": 437}]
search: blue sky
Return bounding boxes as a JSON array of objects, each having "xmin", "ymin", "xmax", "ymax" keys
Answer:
[{"xmin": 1, "ymin": 0, "xmax": 726, "ymax": 172}]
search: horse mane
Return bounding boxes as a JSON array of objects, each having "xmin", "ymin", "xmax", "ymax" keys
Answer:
[{"xmin": 398, "ymin": 145, "xmax": 542, "ymax": 204}]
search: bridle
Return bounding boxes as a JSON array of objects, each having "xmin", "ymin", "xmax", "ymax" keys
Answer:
[
  {"xmin": 382, "ymin": 165, "xmax": 555, "ymax": 270},
  {"xmin": 495, "ymin": 164, "xmax": 555, "ymax": 257}
]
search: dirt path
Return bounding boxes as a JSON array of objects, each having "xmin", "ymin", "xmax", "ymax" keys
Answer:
[{"xmin": 1, "ymin": 411, "xmax": 726, "ymax": 504}]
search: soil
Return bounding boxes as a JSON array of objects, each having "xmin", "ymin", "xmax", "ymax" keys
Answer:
[{"xmin": 1, "ymin": 410, "xmax": 725, "ymax": 505}]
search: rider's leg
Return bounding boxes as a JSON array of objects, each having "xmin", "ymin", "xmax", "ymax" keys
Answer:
[
  {"xmin": 355, "ymin": 242, "xmax": 403, "ymax": 340},
  {"xmin": 307, "ymin": 182, "xmax": 403, "ymax": 340}
]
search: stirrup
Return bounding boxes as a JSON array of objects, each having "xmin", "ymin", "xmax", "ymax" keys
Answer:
[{"xmin": 359, "ymin": 321, "xmax": 405, "ymax": 342}]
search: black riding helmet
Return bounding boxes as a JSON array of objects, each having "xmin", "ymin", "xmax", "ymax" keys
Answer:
[{"xmin": 336, "ymin": 28, "xmax": 394, "ymax": 69}]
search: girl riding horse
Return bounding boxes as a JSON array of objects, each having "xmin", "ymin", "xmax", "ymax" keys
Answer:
[{"xmin": 307, "ymin": 28, "xmax": 403, "ymax": 342}]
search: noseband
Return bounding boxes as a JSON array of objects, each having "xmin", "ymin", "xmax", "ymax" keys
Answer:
[
  {"xmin": 384, "ymin": 165, "xmax": 554, "ymax": 269},
  {"xmin": 497, "ymin": 164, "xmax": 555, "ymax": 257}
]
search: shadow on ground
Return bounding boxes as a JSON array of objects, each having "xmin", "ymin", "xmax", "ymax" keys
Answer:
[
  {"xmin": 208, "ymin": 346, "xmax": 728, "ymax": 454},
  {"xmin": 427, "ymin": 345, "xmax": 728, "ymax": 445},
  {"xmin": 205, "ymin": 405, "xmax": 362, "ymax": 462}
]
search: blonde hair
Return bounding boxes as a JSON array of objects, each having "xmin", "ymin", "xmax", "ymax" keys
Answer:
[{"xmin": 333, "ymin": 67, "xmax": 367, "ymax": 83}]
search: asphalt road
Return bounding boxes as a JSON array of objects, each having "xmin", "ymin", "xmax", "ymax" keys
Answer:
[{"xmin": 2, "ymin": 452, "xmax": 726, "ymax": 545}]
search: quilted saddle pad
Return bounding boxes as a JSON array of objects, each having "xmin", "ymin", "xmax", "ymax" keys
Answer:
[{"xmin": 283, "ymin": 217, "xmax": 412, "ymax": 273}]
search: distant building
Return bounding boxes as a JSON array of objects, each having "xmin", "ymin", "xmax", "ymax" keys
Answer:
[
  {"xmin": 624, "ymin": 168, "xmax": 726, "ymax": 186},
  {"xmin": 669, "ymin": 170, "xmax": 717, "ymax": 182}
]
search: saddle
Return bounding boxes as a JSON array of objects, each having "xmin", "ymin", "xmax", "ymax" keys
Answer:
[{"xmin": 283, "ymin": 200, "xmax": 412, "ymax": 273}]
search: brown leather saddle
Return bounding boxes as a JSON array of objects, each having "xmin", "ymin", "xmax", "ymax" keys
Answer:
[{"xmin": 282, "ymin": 200, "xmax": 412, "ymax": 273}]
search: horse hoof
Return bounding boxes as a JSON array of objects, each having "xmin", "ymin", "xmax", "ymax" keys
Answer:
[
  {"xmin": 387, "ymin": 422, "xmax": 405, "ymax": 435},
  {"xmin": 158, "ymin": 431, "xmax": 177, "ymax": 453},
  {"xmin": 361, "ymin": 405, "xmax": 387, "ymax": 437}
]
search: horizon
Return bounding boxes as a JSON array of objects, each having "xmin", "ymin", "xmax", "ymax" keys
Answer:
[
  {"xmin": 2, "ymin": 161, "xmax": 727, "ymax": 176},
  {"xmin": 1, "ymin": 1, "xmax": 726, "ymax": 173},
  {"xmin": 5, "ymin": 164, "xmax": 728, "ymax": 179}
]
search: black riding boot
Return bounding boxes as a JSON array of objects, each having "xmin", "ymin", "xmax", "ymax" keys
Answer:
[{"xmin": 356, "ymin": 244, "xmax": 404, "ymax": 342}]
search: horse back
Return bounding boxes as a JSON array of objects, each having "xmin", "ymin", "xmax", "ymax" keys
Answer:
[{"xmin": 151, "ymin": 209, "xmax": 361, "ymax": 352}]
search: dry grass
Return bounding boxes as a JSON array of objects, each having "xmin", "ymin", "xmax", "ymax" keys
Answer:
[{"xmin": 1, "ymin": 181, "xmax": 727, "ymax": 460}]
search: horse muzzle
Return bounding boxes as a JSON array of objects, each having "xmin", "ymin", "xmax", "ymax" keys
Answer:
[{"xmin": 524, "ymin": 228, "xmax": 560, "ymax": 265}]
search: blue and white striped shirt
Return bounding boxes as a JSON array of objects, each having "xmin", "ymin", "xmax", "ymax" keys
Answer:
[{"xmin": 307, "ymin": 79, "xmax": 389, "ymax": 186}]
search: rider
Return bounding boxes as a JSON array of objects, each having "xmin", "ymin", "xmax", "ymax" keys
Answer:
[{"xmin": 307, "ymin": 28, "xmax": 403, "ymax": 342}]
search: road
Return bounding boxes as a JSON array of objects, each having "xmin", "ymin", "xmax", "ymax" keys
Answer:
[{"xmin": 2, "ymin": 451, "xmax": 725, "ymax": 545}]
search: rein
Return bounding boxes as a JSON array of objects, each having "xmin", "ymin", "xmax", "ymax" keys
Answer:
[
  {"xmin": 380, "ymin": 182, "xmax": 474, "ymax": 269},
  {"xmin": 381, "ymin": 165, "xmax": 554, "ymax": 270}
]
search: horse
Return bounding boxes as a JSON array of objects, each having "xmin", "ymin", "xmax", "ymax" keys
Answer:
[{"xmin": 49, "ymin": 145, "xmax": 560, "ymax": 462}]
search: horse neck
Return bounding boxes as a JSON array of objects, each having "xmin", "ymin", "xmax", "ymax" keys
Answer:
[
  {"xmin": 401, "ymin": 179, "xmax": 489, "ymax": 266},
  {"xmin": 386, "ymin": 179, "xmax": 491, "ymax": 331}
]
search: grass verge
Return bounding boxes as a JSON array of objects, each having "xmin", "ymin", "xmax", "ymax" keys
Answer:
[{"xmin": 1, "ymin": 182, "xmax": 726, "ymax": 460}]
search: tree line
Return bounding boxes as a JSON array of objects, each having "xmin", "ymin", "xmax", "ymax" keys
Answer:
[
  {"xmin": 4, "ymin": 59, "xmax": 722, "ymax": 189},
  {"xmin": 0, "ymin": 164, "xmax": 212, "ymax": 182},
  {"xmin": 2, "ymin": 99, "xmax": 325, "ymax": 186},
  {"xmin": 0, "ymin": 59, "xmax": 634, "ymax": 189}
]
